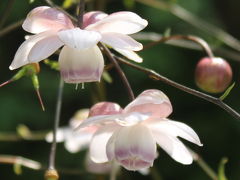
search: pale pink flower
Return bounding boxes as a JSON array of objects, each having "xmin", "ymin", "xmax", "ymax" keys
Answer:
[
  {"xmin": 9, "ymin": 7, "xmax": 147, "ymax": 83},
  {"xmin": 78, "ymin": 89, "xmax": 202, "ymax": 171}
]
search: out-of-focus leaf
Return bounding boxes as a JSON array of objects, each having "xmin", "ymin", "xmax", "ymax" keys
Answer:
[
  {"xmin": 163, "ymin": 28, "xmax": 171, "ymax": 37},
  {"xmin": 220, "ymin": 82, "xmax": 235, "ymax": 100},
  {"xmin": 13, "ymin": 163, "xmax": 22, "ymax": 175},
  {"xmin": 63, "ymin": 0, "xmax": 74, "ymax": 9},
  {"xmin": 102, "ymin": 71, "xmax": 113, "ymax": 83},
  {"xmin": 123, "ymin": 0, "xmax": 135, "ymax": 9},
  {"xmin": 29, "ymin": 0, "xmax": 35, "ymax": 3},
  {"xmin": 218, "ymin": 157, "xmax": 228, "ymax": 180}
]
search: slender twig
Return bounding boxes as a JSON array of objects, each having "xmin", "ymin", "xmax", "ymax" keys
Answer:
[
  {"xmin": 150, "ymin": 167, "xmax": 163, "ymax": 180},
  {"xmin": 115, "ymin": 56, "xmax": 240, "ymax": 120},
  {"xmin": 77, "ymin": 0, "xmax": 85, "ymax": 28},
  {"xmin": 144, "ymin": 35, "xmax": 214, "ymax": 58},
  {"xmin": 0, "ymin": 155, "xmax": 41, "ymax": 170},
  {"xmin": 0, "ymin": 19, "xmax": 23, "ymax": 38},
  {"xmin": 135, "ymin": 0, "xmax": 240, "ymax": 52},
  {"xmin": 99, "ymin": 43, "xmax": 135, "ymax": 101},
  {"xmin": 0, "ymin": 0, "xmax": 15, "ymax": 29},
  {"xmin": 48, "ymin": 78, "xmax": 64, "ymax": 170}
]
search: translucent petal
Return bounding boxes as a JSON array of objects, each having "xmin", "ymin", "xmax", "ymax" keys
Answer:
[
  {"xmin": 58, "ymin": 28, "xmax": 101, "ymax": 50},
  {"xmin": 9, "ymin": 31, "xmax": 57, "ymax": 70},
  {"xmin": 153, "ymin": 132, "xmax": 193, "ymax": 165},
  {"xmin": 114, "ymin": 48, "xmax": 143, "ymax": 63},
  {"xmin": 23, "ymin": 6, "xmax": 74, "ymax": 33},
  {"xmin": 59, "ymin": 45, "xmax": 104, "ymax": 83},
  {"xmin": 83, "ymin": 11, "xmax": 108, "ymax": 28},
  {"xmin": 124, "ymin": 89, "xmax": 172, "ymax": 118},
  {"xmin": 89, "ymin": 102, "xmax": 123, "ymax": 117},
  {"xmin": 101, "ymin": 32, "xmax": 142, "ymax": 51},
  {"xmin": 86, "ymin": 11, "xmax": 148, "ymax": 34}
]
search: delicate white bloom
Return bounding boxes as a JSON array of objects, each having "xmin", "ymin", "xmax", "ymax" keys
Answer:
[
  {"xmin": 78, "ymin": 89, "xmax": 202, "ymax": 171},
  {"xmin": 10, "ymin": 7, "xmax": 147, "ymax": 83}
]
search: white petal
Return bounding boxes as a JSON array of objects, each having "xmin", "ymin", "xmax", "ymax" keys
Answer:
[
  {"xmin": 148, "ymin": 119, "xmax": 202, "ymax": 146},
  {"xmin": 124, "ymin": 89, "xmax": 172, "ymax": 118},
  {"xmin": 9, "ymin": 31, "xmax": 57, "ymax": 70},
  {"xmin": 28, "ymin": 35, "xmax": 63, "ymax": 62},
  {"xmin": 58, "ymin": 28, "xmax": 101, "ymax": 50},
  {"xmin": 22, "ymin": 6, "xmax": 74, "ymax": 33},
  {"xmin": 153, "ymin": 132, "xmax": 193, "ymax": 165},
  {"xmin": 101, "ymin": 33, "xmax": 142, "ymax": 51},
  {"xmin": 83, "ymin": 11, "xmax": 108, "ymax": 28},
  {"xmin": 86, "ymin": 11, "xmax": 148, "ymax": 35},
  {"xmin": 59, "ymin": 45, "xmax": 104, "ymax": 83},
  {"xmin": 45, "ymin": 127, "xmax": 71, "ymax": 143},
  {"xmin": 114, "ymin": 124, "xmax": 156, "ymax": 170},
  {"xmin": 90, "ymin": 125, "xmax": 117, "ymax": 163},
  {"xmin": 114, "ymin": 48, "xmax": 143, "ymax": 63},
  {"xmin": 115, "ymin": 112, "xmax": 150, "ymax": 126}
]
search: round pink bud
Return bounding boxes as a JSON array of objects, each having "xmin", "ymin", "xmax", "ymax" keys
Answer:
[{"xmin": 195, "ymin": 57, "xmax": 233, "ymax": 93}]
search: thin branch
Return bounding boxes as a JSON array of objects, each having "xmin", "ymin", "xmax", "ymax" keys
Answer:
[
  {"xmin": 0, "ymin": 19, "xmax": 23, "ymax": 38},
  {"xmin": 135, "ymin": 0, "xmax": 240, "ymax": 52},
  {"xmin": 0, "ymin": 155, "xmax": 41, "ymax": 170},
  {"xmin": 48, "ymin": 78, "xmax": 64, "ymax": 170},
  {"xmin": 115, "ymin": 56, "xmax": 240, "ymax": 120},
  {"xmin": 99, "ymin": 43, "xmax": 135, "ymax": 101},
  {"xmin": 0, "ymin": 0, "xmax": 15, "ymax": 29},
  {"xmin": 144, "ymin": 35, "xmax": 214, "ymax": 58},
  {"xmin": 77, "ymin": 0, "xmax": 85, "ymax": 28}
]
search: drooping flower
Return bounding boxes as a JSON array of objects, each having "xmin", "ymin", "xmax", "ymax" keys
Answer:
[
  {"xmin": 77, "ymin": 89, "xmax": 202, "ymax": 171},
  {"xmin": 9, "ymin": 6, "xmax": 147, "ymax": 83}
]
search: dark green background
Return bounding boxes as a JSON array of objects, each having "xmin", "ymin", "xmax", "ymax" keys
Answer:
[{"xmin": 0, "ymin": 0, "xmax": 239, "ymax": 179}]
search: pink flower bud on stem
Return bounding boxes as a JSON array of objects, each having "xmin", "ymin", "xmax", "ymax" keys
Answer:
[{"xmin": 195, "ymin": 57, "xmax": 233, "ymax": 93}]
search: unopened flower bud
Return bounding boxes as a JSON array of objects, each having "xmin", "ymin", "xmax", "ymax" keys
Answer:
[
  {"xmin": 44, "ymin": 169, "xmax": 59, "ymax": 180},
  {"xmin": 195, "ymin": 57, "xmax": 232, "ymax": 93}
]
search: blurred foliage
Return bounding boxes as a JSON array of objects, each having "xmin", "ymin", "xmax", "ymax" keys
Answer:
[{"xmin": 0, "ymin": 0, "xmax": 240, "ymax": 180}]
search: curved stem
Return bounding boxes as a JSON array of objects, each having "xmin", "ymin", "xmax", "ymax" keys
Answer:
[
  {"xmin": 115, "ymin": 56, "xmax": 240, "ymax": 120},
  {"xmin": 0, "ymin": 0, "xmax": 15, "ymax": 29},
  {"xmin": 99, "ymin": 43, "xmax": 135, "ymax": 101},
  {"xmin": 0, "ymin": 19, "xmax": 23, "ymax": 38},
  {"xmin": 48, "ymin": 78, "xmax": 64, "ymax": 170},
  {"xmin": 144, "ymin": 35, "xmax": 214, "ymax": 58},
  {"xmin": 77, "ymin": 0, "xmax": 85, "ymax": 28}
]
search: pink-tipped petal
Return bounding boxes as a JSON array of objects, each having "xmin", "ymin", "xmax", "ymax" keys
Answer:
[
  {"xmin": 114, "ymin": 48, "xmax": 143, "ymax": 63},
  {"xmin": 23, "ymin": 6, "xmax": 74, "ymax": 33},
  {"xmin": 83, "ymin": 11, "xmax": 108, "ymax": 28},
  {"xmin": 90, "ymin": 125, "xmax": 117, "ymax": 163},
  {"xmin": 86, "ymin": 11, "xmax": 148, "ymax": 35},
  {"xmin": 101, "ymin": 33, "xmax": 143, "ymax": 51},
  {"xmin": 28, "ymin": 34, "xmax": 63, "ymax": 62},
  {"xmin": 9, "ymin": 31, "xmax": 57, "ymax": 70},
  {"xmin": 124, "ymin": 89, "xmax": 172, "ymax": 118},
  {"xmin": 114, "ymin": 124, "xmax": 156, "ymax": 171},
  {"xmin": 89, "ymin": 102, "xmax": 123, "ymax": 117},
  {"xmin": 154, "ymin": 133, "xmax": 193, "ymax": 165},
  {"xmin": 59, "ymin": 45, "xmax": 104, "ymax": 83},
  {"xmin": 148, "ymin": 119, "xmax": 202, "ymax": 146},
  {"xmin": 58, "ymin": 28, "xmax": 101, "ymax": 50}
]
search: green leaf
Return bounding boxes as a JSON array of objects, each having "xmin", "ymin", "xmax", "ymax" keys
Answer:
[
  {"xmin": 13, "ymin": 163, "xmax": 22, "ymax": 175},
  {"xmin": 220, "ymin": 82, "xmax": 235, "ymax": 100},
  {"xmin": 123, "ymin": 0, "xmax": 135, "ymax": 9},
  {"xmin": 163, "ymin": 28, "xmax": 171, "ymax": 37},
  {"xmin": 218, "ymin": 158, "xmax": 228, "ymax": 180},
  {"xmin": 29, "ymin": 0, "xmax": 35, "ymax": 4},
  {"xmin": 102, "ymin": 71, "xmax": 113, "ymax": 83}
]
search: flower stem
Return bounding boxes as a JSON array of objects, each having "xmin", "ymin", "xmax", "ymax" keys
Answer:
[
  {"xmin": 196, "ymin": 156, "xmax": 218, "ymax": 180},
  {"xmin": 77, "ymin": 0, "xmax": 85, "ymax": 28},
  {"xmin": 99, "ymin": 43, "xmax": 135, "ymax": 101},
  {"xmin": 48, "ymin": 78, "xmax": 64, "ymax": 171},
  {"xmin": 144, "ymin": 35, "xmax": 214, "ymax": 58},
  {"xmin": 115, "ymin": 55, "xmax": 240, "ymax": 120},
  {"xmin": 0, "ymin": 19, "xmax": 23, "ymax": 38}
]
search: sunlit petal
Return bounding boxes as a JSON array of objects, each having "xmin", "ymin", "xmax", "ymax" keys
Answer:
[
  {"xmin": 83, "ymin": 11, "xmax": 108, "ymax": 28},
  {"xmin": 58, "ymin": 28, "xmax": 101, "ymax": 50},
  {"xmin": 101, "ymin": 32, "xmax": 143, "ymax": 51},
  {"xmin": 114, "ymin": 48, "xmax": 143, "ymax": 63},
  {"xmin": 86, "ymin": 11, "xmax": 148, "ymax": 34},
  {"xmin": 89, "ymin": 102, "xmax": 123, "ymax": 117},
  {"xmin": 59, "ymin": 45, "xmax": 104, "ymax": 83},
  {"xmin": 124, "ymin": 89, "xmax": 172, "ymax": 118},
  {"xmin": 23, "ymin": 6, "xmax": 74, "ymax": 33}
]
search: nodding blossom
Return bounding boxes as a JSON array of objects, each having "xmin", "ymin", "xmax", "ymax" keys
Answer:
[
  {"xmin": 9, "ymin": 6, "xmax": 147, "ymax": 83},
  {"xmin": 77, "ymin": 89, "xmax": 202, "ymax": 171}
]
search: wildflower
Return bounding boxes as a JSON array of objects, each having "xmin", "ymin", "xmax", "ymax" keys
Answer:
[
  {"xmin": 10, "ymin": 6, "xmax": 147, "ymax": 83},
  {"xmin": 78, "ymin": 89, "xmax": 202, "ymax": 171},
  {"xmin": 195, "ymin": 57, "xmax": 232, "ymax": 93}
]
